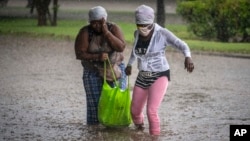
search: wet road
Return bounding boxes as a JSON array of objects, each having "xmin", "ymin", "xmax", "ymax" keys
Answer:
[{"xmin": 0, "ymin": 35, "xmax": 250, "ymax": 141}]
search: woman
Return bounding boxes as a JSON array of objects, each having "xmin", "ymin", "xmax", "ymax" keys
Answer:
[
  {"xmin": 125, "ymin": 5, "xmax": 194, "ymax": 135},
  {"xmin": 75, "ymin": 6, "xmax": 126, "ymax": 125}
]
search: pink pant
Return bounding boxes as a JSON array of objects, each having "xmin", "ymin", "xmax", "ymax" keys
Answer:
[{"xmin": 131, "ymin": 76, "xmax": 169, "ymax": 135}]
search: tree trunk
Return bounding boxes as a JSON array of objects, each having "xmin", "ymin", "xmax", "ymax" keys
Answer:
[
  {"xmin": 156, "ymin": 0, "xmax": 165, "ymax": 27},
  {"xmin": 52, "ymin": 0, "xmax": 58, "ymax": 26},
  {"xmin": 35, "ymin": 0, "xmax": 51, "ymax": 26}
]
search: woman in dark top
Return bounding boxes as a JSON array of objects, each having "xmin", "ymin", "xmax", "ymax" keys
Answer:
[{"xmin": 74, "ymin": 6, "xmax": 126, "ymax": 125}]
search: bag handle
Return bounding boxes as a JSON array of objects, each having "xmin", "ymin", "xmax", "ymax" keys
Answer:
[
  {"xmin": 104, "ymin": 58, "xmax": 119, "ymax": 86},
  {"xmin": 104, "ymin": 58, "xmax": 130, "ymax": 89}
]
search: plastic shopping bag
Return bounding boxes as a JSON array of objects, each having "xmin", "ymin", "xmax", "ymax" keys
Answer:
[{"xmin": 98, "ymin": 59, "xmax": 132, "ymax": 127}]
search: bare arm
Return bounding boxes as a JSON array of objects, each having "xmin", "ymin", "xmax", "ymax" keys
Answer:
[{"xmin": 74, "ymin": 27, "xmax": 101, "ymax": 61}]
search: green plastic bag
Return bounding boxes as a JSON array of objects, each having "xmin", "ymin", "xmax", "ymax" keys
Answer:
[{"xmin": 98, "ymin": 59, "xmax": 132, "ymax": 127}]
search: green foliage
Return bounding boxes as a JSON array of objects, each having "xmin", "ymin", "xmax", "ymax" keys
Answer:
[{"xmin": 177, "ymin": 0, "xmax": 250, "ymax": 42}]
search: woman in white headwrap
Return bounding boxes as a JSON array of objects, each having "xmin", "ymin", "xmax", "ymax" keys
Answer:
[
  {"xmin": 125, "ymin": 5, "xmax": 194, "ymax": 135},
  {"xmin": 75, "ymin": 6, "xmax": 126, "ymax": 125}
]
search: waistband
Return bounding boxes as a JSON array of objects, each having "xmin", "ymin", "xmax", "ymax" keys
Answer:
[{"xmin": 139, "ymin": 70, "xmax": 170, "ymax": 81}]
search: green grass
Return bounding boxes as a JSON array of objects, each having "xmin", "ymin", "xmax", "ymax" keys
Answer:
[
  {"xmin": 0, "ymin": 17, "xmax": 250, "ymax": 54},
  {"xmin": 0, "ymin": 18, "xmax": 83, "ymax": 39},
  {"xmin": 186, "ymin": 40, "xmax": 250, "ymax": 54}
]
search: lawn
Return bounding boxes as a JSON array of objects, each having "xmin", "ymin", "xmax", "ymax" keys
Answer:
[{"xmin": 0, "ymin": 17, "xmax": 250, "ymax": 55}]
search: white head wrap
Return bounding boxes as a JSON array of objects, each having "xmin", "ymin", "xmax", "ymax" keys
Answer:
[
  {"xmin": 88, "ymin": 6, "xmax": 107, "ymax": 21},
  {"xmin": 135, "ymin": 5, "xmax": 155, "ymax": 24}
]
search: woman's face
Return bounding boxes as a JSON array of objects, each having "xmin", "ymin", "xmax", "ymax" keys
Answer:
[
  {"xmin": 136, "ymin": 24, "xmax": 154, "ymax": 37},
  {"xmin": 90, "ymin": 20, "xmax": 103, "ymax": 33}
]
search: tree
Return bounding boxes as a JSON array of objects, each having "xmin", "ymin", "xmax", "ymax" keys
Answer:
[
  {"xmin": 0, "ymin": 0, "xmax": 8, "ymax": 7},
  {"xmin": 177, "ymin": 0, "xmax": 250, "ymax": 42},
  {"xmin": 35, "ymin": 0, "xmax": 51, "ymax": 26},
  {"xmin": 52, "ymin": 0, "xmax": 58, "ymax": 26},
  {"xmin": 34, "ymin": 0, "xmax": 58, "ymax": 26},
  {"xmin": 156, "ymin": 0, "xmax": 166, "ymax": 27}
]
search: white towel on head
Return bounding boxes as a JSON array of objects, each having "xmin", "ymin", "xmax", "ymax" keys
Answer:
[
  {"xmin": 135, "ymin": 5, "xmax": 155, "ymax": 24},
  {"xmin": 88, "ymin": 6, "xmax": 107, "ymax": 21}
]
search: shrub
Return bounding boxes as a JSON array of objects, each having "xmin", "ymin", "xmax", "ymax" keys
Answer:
[{"xmin": 177, "ymin": 0, "xmax": 250, "ymax": 42}]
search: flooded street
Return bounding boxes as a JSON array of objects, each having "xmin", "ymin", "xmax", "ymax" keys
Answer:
[{"xmin": 0, "ymin": 35, "xmax": 249, "ymax": 141}]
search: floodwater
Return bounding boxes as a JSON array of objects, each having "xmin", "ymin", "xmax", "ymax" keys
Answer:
[{"xmin": 0, "ymin": 35, "xmax": 250, "ymax": 141}]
